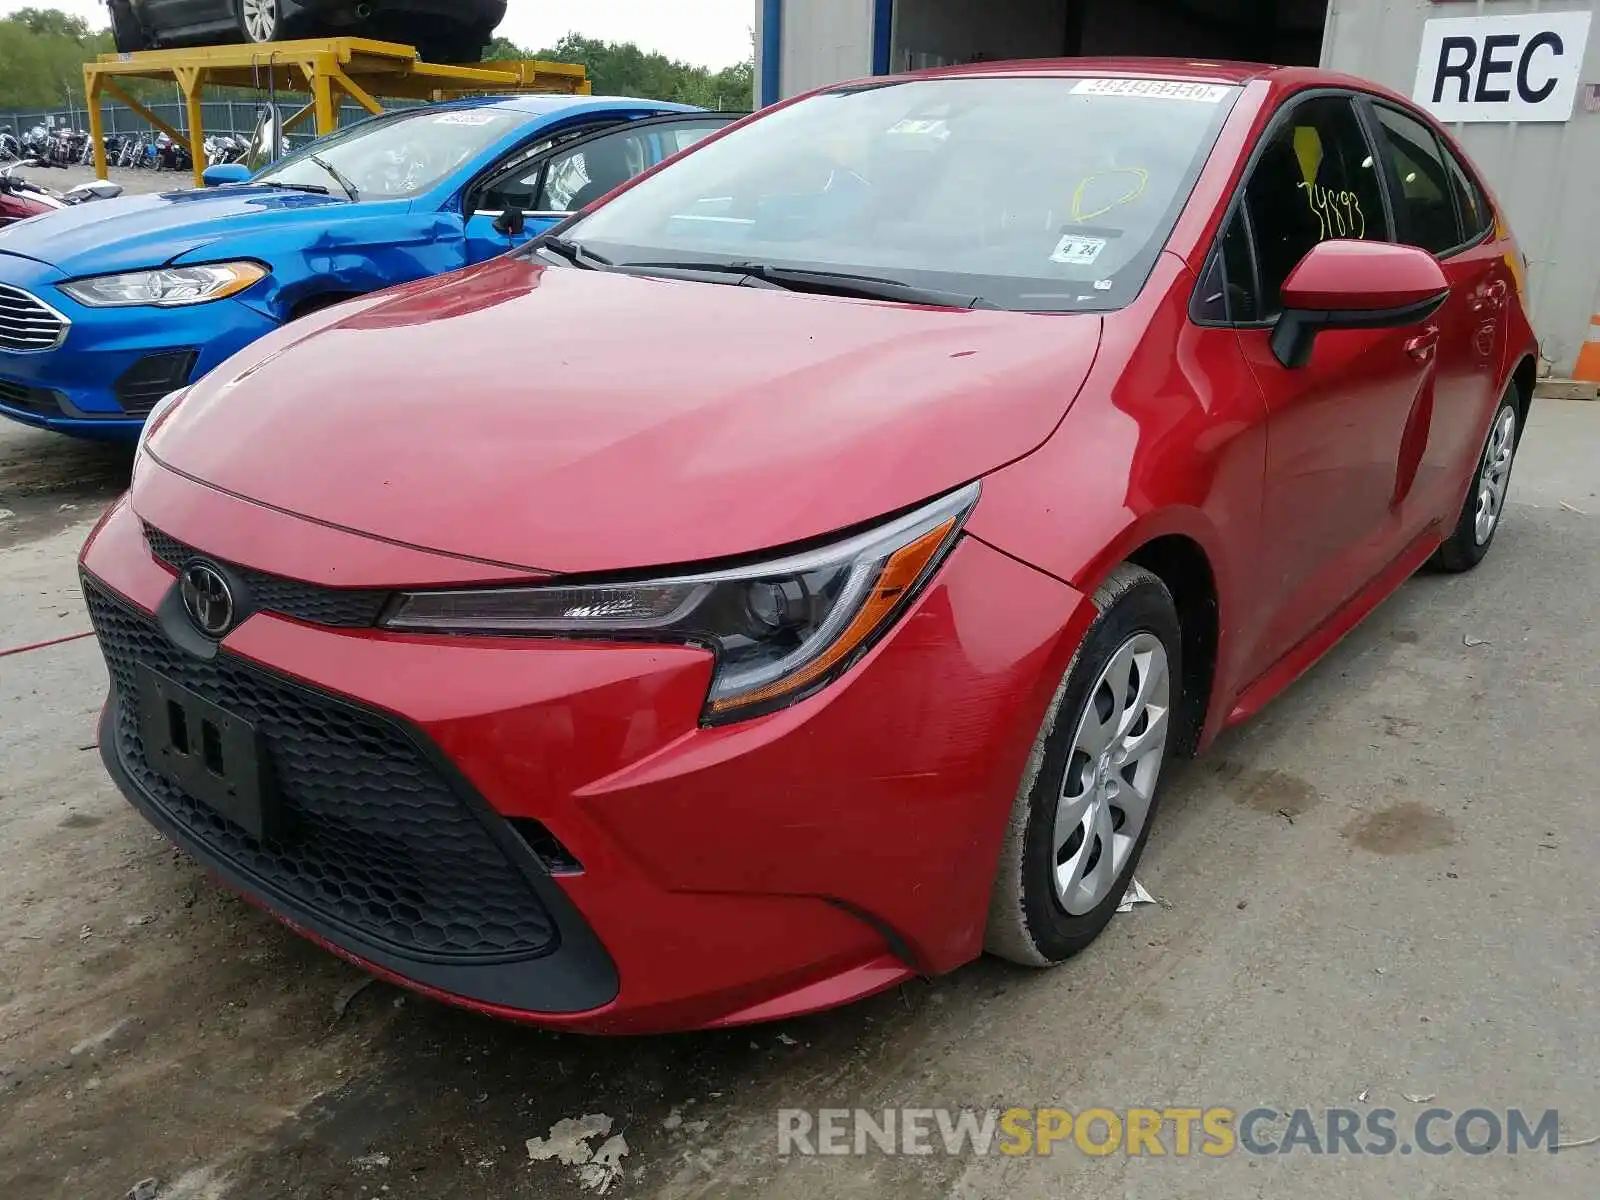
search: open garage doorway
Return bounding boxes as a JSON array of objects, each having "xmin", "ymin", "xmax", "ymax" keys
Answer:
[{"xmin": 887, "ymin": 0, "xmax": 1328, "ymax": 73}]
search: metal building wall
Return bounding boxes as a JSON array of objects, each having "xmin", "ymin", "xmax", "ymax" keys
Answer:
[
  {"xmin": 756, "ymin": 0, "xmax": 877, "ymax": 104},
  {"xmin": 1324, "ymin": 0, "xmax": 1598, "ymax": 375}
]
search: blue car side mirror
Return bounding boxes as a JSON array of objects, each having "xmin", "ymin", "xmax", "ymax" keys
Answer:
[{"xmin": 202, "ymin": 163, "xmax": 251, "ymax": 188}]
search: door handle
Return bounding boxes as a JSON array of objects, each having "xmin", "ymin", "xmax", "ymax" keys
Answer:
[{"xmin": 1405, "ymin": 326, "xmax": 1440, "ymax": 363}]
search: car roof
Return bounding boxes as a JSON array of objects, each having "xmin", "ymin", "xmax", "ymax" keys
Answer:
[
  {"xmin": 885, "ymin": 57, "xmax": 1275, "ymax": 85},
  {"xmin": 853, "ymin": 57, "xmax": 1422, "ymax": 113},
  {"xmin": 422, "ymin": 94, "xmax": 704, "ymax": 118}
]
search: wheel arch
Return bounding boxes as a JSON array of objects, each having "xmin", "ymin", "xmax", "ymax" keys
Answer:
[
  {"xmin": 1508, "ymin": 352, "xmax": 1537, "ymax": 443},
  {"xmin": 288, "ymin": 289, "xmax": 364, "ymax": 321},
  {"xmin": 1123, "ymin": 534, "xmax": 1220, "ymax": 759},
  {"xmin": 1073, "ymin": 511, "xmax": 1231, "ymax": 760}
]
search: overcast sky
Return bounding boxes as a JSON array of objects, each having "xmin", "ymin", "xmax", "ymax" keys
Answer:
[{"xmin": 0, "ymin": 0, "xmax": 754, "ymax": 68}]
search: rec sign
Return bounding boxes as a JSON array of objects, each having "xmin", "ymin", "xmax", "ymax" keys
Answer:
[{"xmin": 1412, "ymin": 11, "xmax": 1594, "ymax": 123}]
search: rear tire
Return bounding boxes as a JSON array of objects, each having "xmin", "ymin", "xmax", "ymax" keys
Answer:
[
  {"xmin": 238, "ymin": 0, "xmax": 282, "ymax": 44},
  {"xmin": 1429, "ymin": 390, "xmax": 1521, "ymax": 573},
  {"xmin": 985, "ymin": 564, "xmax": 1181, "ymax": 966}
]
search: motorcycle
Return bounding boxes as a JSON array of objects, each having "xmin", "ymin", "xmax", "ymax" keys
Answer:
[
  {"xmin": 0, "ymin": 161, "xmax": 124, "ymax": 228},
  {"xmin": 203, "ymin": 133, "xmax": 246, "ymax": 167},
  {"xmin": 0, "ymin": 130, "xmax": 20, "ymax": 162},
  {"xmin": 20, "ymin": 125, "xmax": 54, "ymax": 165}
]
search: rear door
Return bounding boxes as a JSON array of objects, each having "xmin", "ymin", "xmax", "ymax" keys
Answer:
[
  {"xmin": 1218, "ymin": 91, "xmax": 1439, "ymax": 682},
  {"xmin": 462, "ymin": 115, "xmax": 735, "ymax": 264},
  {"xmin": 1362, "ymin": 97, "xmax": 1510, "ymax": 525}
]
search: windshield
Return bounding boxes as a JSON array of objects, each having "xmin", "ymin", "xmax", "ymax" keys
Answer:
[
  {"xmin": 565, "ymin": 76, "xmax": 1237, "ymax": 311},
  {"xmin": 256, "ymin": 107, "xmax": 520, "ymax": 201}
]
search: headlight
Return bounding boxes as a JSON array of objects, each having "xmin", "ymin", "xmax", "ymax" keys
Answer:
[
  {"xmin": 382, "ymin": 483, "xmax": 980, "ymax": 722},
  {"xmin": 59, "ymin": 261, "xmax": 267, "ymax": 308}
]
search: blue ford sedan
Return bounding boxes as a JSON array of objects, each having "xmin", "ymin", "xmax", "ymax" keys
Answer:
[{"xmin": 0, "ymin": 95, "xmax": 734, "ymax": 438}]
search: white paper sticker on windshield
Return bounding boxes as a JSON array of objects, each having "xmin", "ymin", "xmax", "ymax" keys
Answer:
[
  {"xmin": 1051, "ymin": 234, "xmax": 1108, "ymax": 265},
  {"xmin": 1071, "ymin": 78, "xmax": 1230, "ymax": 103},
  {"xmin": 887, "ymin": 117, "xmax": 951, "ymax": 139},
  {"xmin": 433, "ymin": 111, "xmax": 501, "ymax": 126}
]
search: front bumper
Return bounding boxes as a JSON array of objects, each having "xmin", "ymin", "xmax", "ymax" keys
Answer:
[
  {"xmin": 80, "ymin": 469, "xmax": 1091, "ymax": 1032},
  {"xmin": 0, "ymin": 256, "xmax": 275, "ymax": 440}
]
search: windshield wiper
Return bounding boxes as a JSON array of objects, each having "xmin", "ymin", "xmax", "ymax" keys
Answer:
[
  {"xmin": 258, "ymin": 180, "xmax": 330, "ymax": 195},
  {"xmin": 306, "ymin": 154, "xmax": 360, "ymax": 202},
  {"xmin": 616, "ymin": 260, "xmax": 997, "ymax": 309},
  {"xmin": 533, "ymin": 235, "xmax": 614, "ymax": 270}
]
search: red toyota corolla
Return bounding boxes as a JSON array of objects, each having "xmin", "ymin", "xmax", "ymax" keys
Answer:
[{"xmin": 81, "ymin": 59, "xmax": 1536, "ymax": 1033}]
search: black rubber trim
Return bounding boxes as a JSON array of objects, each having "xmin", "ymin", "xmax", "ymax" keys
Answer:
[{"xmin": 90, "ymin": 574, "xmax": 620, "ymax": 1015}]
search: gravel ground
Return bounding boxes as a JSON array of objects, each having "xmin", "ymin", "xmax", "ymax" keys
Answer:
[
  {"xmin": 17, "ymin": 162, "xmax": 198, "ymax": 198},
  {"xmin": 0, "ymin": 401, "xmax": 1597, "ymax": 1199}
]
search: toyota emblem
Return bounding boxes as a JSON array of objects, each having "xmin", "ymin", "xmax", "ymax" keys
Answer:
[{"xmin": 180, "ymin": 562, "xmax": 235, "ymax": 637}]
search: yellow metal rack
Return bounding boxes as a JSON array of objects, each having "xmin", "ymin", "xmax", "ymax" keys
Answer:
[{"xmin": 83, "ymin": 37, "xmax": 591, "ymax": 189}]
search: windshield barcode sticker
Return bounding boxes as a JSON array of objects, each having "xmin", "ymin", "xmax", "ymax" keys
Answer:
[
  {"xmin": 433, "ymin": 112, "xmax": 502, "ymax": 126},
  {"xmin": 1050, "ymin": 234, "xmax": 1108, "ymax": 265},
  {"xmin": 1071, "ymin": 78, "xmax": 1230, "ymax": 103}
]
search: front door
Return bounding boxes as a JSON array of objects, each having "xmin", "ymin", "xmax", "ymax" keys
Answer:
[
  {"xmin": 1363, "ymin": 99, "xmax": 1512, "ymax": 527},
  {"xmin": 1228, "ymin": 92, "xmax": 1437, "ymax": 681},
  {"xmin": 462, "ymin": 115, "xmax": 736, "ymax": 264}
]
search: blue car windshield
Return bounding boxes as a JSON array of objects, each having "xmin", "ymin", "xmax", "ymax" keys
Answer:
[
  {"xmin": 566, "ymin": 76, "xmax": 1238, "ymax": 311},
  {"xmin": 256, "ymin": 107, "xmax": 522, "ymax": 200}
]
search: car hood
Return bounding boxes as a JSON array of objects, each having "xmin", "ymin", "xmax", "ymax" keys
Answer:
[
  {"xmin": 149, "ymin": 258, "xmax": 1102, "ymax": 576},
  {"xmin": 0, "ymin": 186, "xmax": 349, "ymax": 275}
]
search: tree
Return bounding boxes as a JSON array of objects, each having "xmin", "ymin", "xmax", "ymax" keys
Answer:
[
  {"xmin": 0, "ymin": 8, "xmax": 115, "ymax": 111},
  {"xmin": 486, "ymin": 31, "xmax": 754, "ymax": 110},
  {"xmin": 10, "ymin": 6, "xmax": 92, "ymax": 43}
]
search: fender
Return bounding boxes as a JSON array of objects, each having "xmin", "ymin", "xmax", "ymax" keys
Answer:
[{"xmin": 185, "ymin": 208, "xmax": 465, "ymax": 322}]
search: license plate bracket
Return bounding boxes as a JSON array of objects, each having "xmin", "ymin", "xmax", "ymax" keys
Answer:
[{"xmin": 134, "ymin": 665, "xmax": 278, "ymax": 841}]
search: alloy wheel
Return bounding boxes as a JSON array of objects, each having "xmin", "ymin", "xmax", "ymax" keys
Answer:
[
  {"xmin": 241, "ymin": 0, "xmax": 279, "ymax": 43},
  {"xmin": 1053, "ymin": 632, "xmax": 1170, "ymax": 916},
  {"xmin": 1473, "ymin": 407, "xmax": 1517, "ymax": 545}
]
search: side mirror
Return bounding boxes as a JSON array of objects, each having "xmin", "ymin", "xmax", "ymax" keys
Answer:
[
  {"xmin": 492, "ymin": 205, "xmax": 526, "ymax": 238},
  {"xmin": 202, "ymin": 163, "xmax": 251, "ymax": 188},
  {"xmin": 1270, "ymin": 240, "xmax": 1450, "ymax": 369}
]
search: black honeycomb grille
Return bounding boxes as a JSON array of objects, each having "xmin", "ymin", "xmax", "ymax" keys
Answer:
[
  {"xmin": 85, "ymin": 579, "xmax": 557, "ymax": 963},
  {"xmin": 143, "ymin": 523, "xmax": 390, "ymax": 629}
]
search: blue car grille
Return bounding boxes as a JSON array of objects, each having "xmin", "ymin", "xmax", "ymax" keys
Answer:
[{"xmin": 0, "ymin": 283, "xmax": 68, "ymax": 352}]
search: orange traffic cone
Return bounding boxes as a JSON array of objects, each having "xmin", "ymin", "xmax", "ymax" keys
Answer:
[{"xmin": 1574, "ymin": 313, "xmax": 1600, "ymax": 382}]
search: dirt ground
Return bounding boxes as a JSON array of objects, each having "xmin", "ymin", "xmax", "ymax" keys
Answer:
[{"xmin": 1, "ymin": 403, "xmax": 1597, "ymax": 1199}]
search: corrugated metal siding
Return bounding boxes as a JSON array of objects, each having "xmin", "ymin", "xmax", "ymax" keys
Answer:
[
  {"xmin": 780, "ymin": 0, "xmax": 876, "ymax": 97},
  {"xmin": 1323, "ymin": 0, "xmax": 1600, "ymax": 373}
]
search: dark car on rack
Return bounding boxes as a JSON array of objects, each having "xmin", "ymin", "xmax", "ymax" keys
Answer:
[{"xmin": 107, "ymin": 0, "xmax": 507, "ymax": 63}]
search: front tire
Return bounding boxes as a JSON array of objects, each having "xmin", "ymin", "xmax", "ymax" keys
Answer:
[
  {"xmin": 1430, "ymin": 391, "xmax": 1521, "ymax": 573},
  {"xmin": 986, "ymin": 564, "xmax": 1181, "ymax": 966},
  {"xmin": 238, "ymin": 0, "xmax": 282, "ymax": 44}
]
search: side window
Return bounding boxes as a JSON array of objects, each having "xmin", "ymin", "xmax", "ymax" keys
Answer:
[
  {"xmin": 470, "ymin": 121, "xmax": 624, "ymax": 214},
  {"xmin": 661, "ymin": 125, "xmax": 721, "ymax": 155},
  {"xmin": 536, "ymin": 127, "xmax": 651, "ymax": 212},
  {"xmin": 1192, "ymin": 208, "xmax": 1260, "ymax": 324},
  {"xmin": 1220, "ymin": 208, "xmax": 1259, "ymax": 323},
  {"xmin": 1371, "ymin": 104, "xmax": 1460, "ymax": 255},
  {"xmin": 1241, "ymin": 95, "xmax": 1388, "ymax": 317},
  {"xmin": 1442, "ymin": 143, "xmax": 1491, "ymax": 241}
]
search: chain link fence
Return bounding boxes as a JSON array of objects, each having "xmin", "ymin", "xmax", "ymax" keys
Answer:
[{"xmin": 1, "ymin": 97, "xmax": 412, "ymax": 141}]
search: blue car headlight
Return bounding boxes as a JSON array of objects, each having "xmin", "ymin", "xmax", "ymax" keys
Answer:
[{"xmin": 58, "ymin": 262, "xmax": 267, "ymax": 308}]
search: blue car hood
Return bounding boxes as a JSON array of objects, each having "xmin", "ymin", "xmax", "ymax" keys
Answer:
[{"xmin": 0, "ymin": 186, "xmax": 350, "ymax": 275}]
